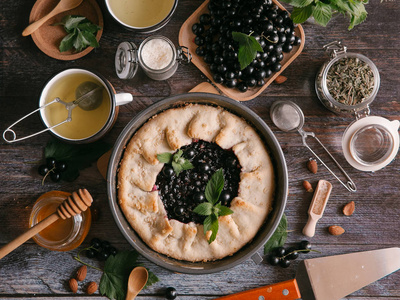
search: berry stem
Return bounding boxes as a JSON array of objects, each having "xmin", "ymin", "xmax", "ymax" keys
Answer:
[
  {"xmin": 282, "ymin": 249, "xmax": 321, "ymax": 259},
  {"xmin": 73, "ymin": 246, "xmax": 103, "ymax": 272},
  {"xmin": 41, "ymin": 166, "xmax": 55, "ymax": 186}
]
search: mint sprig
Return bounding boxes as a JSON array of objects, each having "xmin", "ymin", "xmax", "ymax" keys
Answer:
[
  {"xmin": 157, "ymin": 150, "xmax": 194, "ymax": 175},
  {"xmin": 281, "ymin": 0, "xmax": 368, "ymax": 30},
  {"xmin": 232, "ymin": 32, "xmax": 263, "ymax": 70},
  {"xmin": 55, "ymin": 15, "xmax": 101, "ymax": 52},
  {"xmin": 263, "ymin": 214, "xmax": 288, "ymax": 254},
  {"xmin": 193, "ymin": 169, "xmax": 234, "ymax": 244}
]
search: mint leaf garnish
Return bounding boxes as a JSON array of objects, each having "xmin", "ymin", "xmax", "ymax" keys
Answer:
[
  {"xmin": 157, "ymin": 152, "xmax": 172, "ymax": 163},
  {"xmin": 232, "ymin": 32, "xmax": 263, "ymax": 70},
  {"xmin": 205, "ymin": 168, "xmax": 224, "ymax": 205},
  {"xmin": 157, "ymin": 150, "xmax": 193, "ymax": 176},
  {"xmin": 56, "ymin": 15, "xmax": 101, "ymax": 52},
  {"xmin": 194, "ymin": 169, "xmax": 234, "ymax": 244},
  {"xmin": 263, "ymin": 214, "xmax": 288, "ymax": 254}
]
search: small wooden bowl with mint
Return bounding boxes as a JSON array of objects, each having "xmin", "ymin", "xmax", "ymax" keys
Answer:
[
  {"xmin": 27, "ymin": 0, "xmax": 103, "ymax": 60},
  {"xmin": 315, "ymin": 41, "xmax": 380, "ymax": 115}
]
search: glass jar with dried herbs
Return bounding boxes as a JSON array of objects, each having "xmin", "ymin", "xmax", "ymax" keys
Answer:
[{"xmin": 315, "ymin": 41, "xmax": 380, "ymax": 115}]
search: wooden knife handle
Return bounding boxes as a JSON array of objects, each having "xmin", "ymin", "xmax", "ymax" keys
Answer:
[{"xmin": 214, "ymin": 279, "xmax": 301, "ymax": 300}]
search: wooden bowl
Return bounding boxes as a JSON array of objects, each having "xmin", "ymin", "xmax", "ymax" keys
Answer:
[
  {"xmin": 29, "ymin": 0, "xmax": 103, "ymax": 60},
  {"xmin": 179, "ymin": 0, "xmax": 305, "ymax": 101}
]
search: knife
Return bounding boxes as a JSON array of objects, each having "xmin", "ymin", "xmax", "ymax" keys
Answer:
[{"xmin": 216, "ymin": 247, "xmax": 400, "ymax": 300}]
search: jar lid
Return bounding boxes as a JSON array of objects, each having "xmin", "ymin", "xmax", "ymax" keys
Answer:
[
  {"xmin": 115, "ymin": 42, "xmax": 139, "ymax": 79},
  {"xmin": 342, "ymin": 116, "xmax": 400, "ymax": 171}
]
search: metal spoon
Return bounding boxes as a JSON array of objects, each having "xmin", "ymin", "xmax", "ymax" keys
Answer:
[
  {"xmin": 126, "ymin": 267, "xmax": 148, "ymax": 300},
  {"xmin": 22, "ymin": 0, "xmax": 83, "ymax": 36},
  {"xmin": 270, "ymin": 100, "xmax": 356, "ymax": 192}
]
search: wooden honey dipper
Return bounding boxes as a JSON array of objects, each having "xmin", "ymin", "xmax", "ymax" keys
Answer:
[{"xmin": 0, "ymin": 189, "xmax": 93, "ymax": 260}]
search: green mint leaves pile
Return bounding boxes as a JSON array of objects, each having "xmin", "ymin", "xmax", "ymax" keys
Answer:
[
  {"xmin": 232, "ymin": 32, "xmax": 264, "ymax": 70},
  {"xmin": 193, "ymin": 169, "xmax": 234, "ymax": 244},
  {"xmin": 157, "ymin": 150, "xmax": 194, "ymax": 175},
  {"xmin": 281, "ymin": 0, "xmax": 368, "ymax": 30},
  {"xmin": 56, "ymin": 15, "xmax": 101, "ymax": 52}
]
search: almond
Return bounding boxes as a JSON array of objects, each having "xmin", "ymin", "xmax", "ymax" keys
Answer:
[
  {"xmin": 68, "ymin": 278, "xmax": 78, "ymax": 294},
  {"xmin": 302, "ymin": 180, "xmax": 313, "ymax": 192},
  {"xmin": 86, "ymin": 281, "xmax": 98, "ymax": 295},
  {"xmin": 328, "ymin": 225, "xmax": 345, "ymax": 236},
  {"xmin": 307, "ymin": 159, "xmax": 318, "ymax": 174},
  {"xmin": 274, "ymin": 75, "xmax": 287, "ymax": 84},
  {"xmin": 343, "ymin": 201, "xmax": 355, "ymax": 216},
  {"xmin": 76, "ymin": 265, "xmax": 87, "ymax": 282}
]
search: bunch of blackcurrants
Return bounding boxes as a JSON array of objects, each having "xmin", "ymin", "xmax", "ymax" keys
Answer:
[
  {"xmin": 85, "ymin": 238, "xmax": 118, "ymax": 261},
  {"xmin": 268, "ymin": 240, "xmax": 312, "ymax": 268},
  {"xmin": 192, "ymin": 0, "xmax": 301, "ymax": 92},
  {"xmin": 38, "ymin": 157, "xmax": 67, "ymax": 183}
]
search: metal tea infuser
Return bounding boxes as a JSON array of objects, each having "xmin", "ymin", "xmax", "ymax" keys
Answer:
[
  {"xmin": 3, "ymin": 84, "xmax": 103, "ymax": 143},
  {"xmin": 270, "ymin": 100, "xmax": 357, "ymax": 192}
]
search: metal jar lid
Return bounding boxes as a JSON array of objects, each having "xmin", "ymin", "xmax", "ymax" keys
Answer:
[
  {"xmin": 342, "ymin": 116, "xmax": 400, "ymax": 172},
  {"xmin": 115, "ymin": 42, "xmax": 139, "ymax": 80}
]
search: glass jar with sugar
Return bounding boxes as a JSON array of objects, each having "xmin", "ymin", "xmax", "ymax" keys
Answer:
[{"xmin": 115, "ymin": 35, "xmax": 191, "ymax": 81}]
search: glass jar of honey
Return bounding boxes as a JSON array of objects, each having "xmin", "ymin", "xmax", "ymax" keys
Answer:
[{"xmin": 29, "ymin": 191, "xmax": 91, "ymax": 251}]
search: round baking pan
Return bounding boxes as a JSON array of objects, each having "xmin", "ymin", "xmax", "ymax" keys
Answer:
[{"xmin": 107, "ymin": 93, "xmax": 288, "ymax": 274}]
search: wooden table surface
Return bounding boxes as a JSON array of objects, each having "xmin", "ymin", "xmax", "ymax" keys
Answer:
[{"xmin": 1, "ymin": 0, "xmax": 399, "ymax": 299}]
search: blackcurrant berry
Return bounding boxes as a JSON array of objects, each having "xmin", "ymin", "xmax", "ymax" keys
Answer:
[
  {"xmin": 286, "ymin": 247, "xmax": 299, "ymax": 260},
  {"xmin": 194, "ymin": 192, "xmax": 205, "ymax": 202},
  {"xmin": 166, "ymin": 287, "xmax": 177, "ymax": 300},
  {"xmin": 38, "ymin": 164, "xmax": 49, "ymax": 176},
  {"xmin": 55, "ymin": 161, "xmax": 67, "ymax": 172},
  {"xmin": 86, "ymin": 249, "xmax": 96, "ymax": 258},
  {"xmin": 268, "ymin": 254, "xmax": 280, "ymax": 266},
  {"xmin": 298, "ymin": 240, "xmax": 312, "ymax": 253},
  {"xmin": 279, "ymin": 258, "xmax": 291, "ymax": 268},
  {"xmin": 199, "ymin": 163, "xmax": 210, "ymax": 172},
  {"xmin": 46, "ymin": 157, "xmax": 57, "ymax": 169},
  {"xmin": 50, "ymin": 172, "xmax": 61, "ymax": 182},
  {"xmin": 91, "ymin": 238, "xmax": 101, "ymax": 248},
  {"xmin": 97, "ymin": 251, "xmax": 109, "ymax": 261},
  {"xmin": 275, "ymin": 247, "xmax": 286, "ymax": 257}
]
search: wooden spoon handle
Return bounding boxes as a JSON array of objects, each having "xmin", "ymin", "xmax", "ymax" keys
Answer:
[
  {"xmin": 0, "ymin": 213, "xmax": 59, "ymax": 259},
  {"xmin": 22, "ymin": 7, "xmax": 60, "ymax": 36}
]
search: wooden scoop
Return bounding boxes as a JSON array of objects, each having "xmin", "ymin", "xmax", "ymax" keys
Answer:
[
  {"xmin": 0, "ymin": 189, "xmax": 92, "ymax": 259},
  {"xmin": 126, "ymin": 267, "xmax": 148, "ymax": 300},
  {"xmin": 22, "ymin": 0, "xmax": 83, "ymax": 36}
]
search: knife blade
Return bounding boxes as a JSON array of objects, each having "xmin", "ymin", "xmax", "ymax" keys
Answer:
[{"xmin": 216, "ymin": 247, "xmax": 400, "ymax": 300}]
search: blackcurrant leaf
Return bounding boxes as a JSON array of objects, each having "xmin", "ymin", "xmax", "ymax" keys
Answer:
[
  {"xmin": 232, "ymin": 32, "xmax": 263, "ymax": 70},
  {"xmin": 264, "ymin": 214, "xmax": 288, "ymax": 254}
]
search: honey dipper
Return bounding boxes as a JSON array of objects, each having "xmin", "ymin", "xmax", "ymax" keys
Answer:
[{"xmin": 0, "ymin": 189, "xmax": 93, "ymax": 259}]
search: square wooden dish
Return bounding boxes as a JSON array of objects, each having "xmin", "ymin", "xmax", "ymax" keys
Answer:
[{"xmin": 179, "ymin": 0, "xmax": 305, "ymax": 101}]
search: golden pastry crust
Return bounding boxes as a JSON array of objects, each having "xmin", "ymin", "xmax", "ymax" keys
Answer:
[{"xmin": 118, "ymin": 104, "xmax": 275, "ymax": 262}]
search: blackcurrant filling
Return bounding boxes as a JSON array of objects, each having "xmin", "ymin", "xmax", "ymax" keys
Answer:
[{"xmin": 155, "ymin": 140, "xmax": 241, "ymax": 224}]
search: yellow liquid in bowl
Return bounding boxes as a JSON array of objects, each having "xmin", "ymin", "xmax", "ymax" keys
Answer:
[
  {"xmin": 44, "ymin": 74, "xmax": 111, "ymax": 140},
  {"xmin": 108, "ymin": 0, "xmax": 175, "ymax": 28}
]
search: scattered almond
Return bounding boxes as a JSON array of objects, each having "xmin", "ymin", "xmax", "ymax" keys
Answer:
[
  {"xmin": 328, "ymin": 225, "xmax": 345, "ymax": 236},
  {"xmin": 86, "ymin": 281, "xmax": 98, "ymax": 295},
  {"xmin": 76, "ymin": 265, "xmax": 87, "ymax": 282},
  {"xmin": 274, "ymin": 75, "xmax": 287, "ymax": 84},
  {"xmin": 302, "ymin": 180, "xmax": 313, "ymax": 192},
  {"xmin": 307, "ymin": 159, "xmax": 318, "ymax": 174},
  {"xmin": 68, "ymin": 278, "xmax": 78, "ymax": 294},
  {"xmin": 343, "ymin": 201, "xmax": 355, "ymax": 216}
]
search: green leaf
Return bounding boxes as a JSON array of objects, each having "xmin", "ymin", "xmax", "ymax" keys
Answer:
[
  {"xmin": 312, "ymin": 1, "xmax": 332, "ymax": 26},
  {"xmin": 203, "ymin": 215, "xmax": 212, "ymax": 235},
  {"xmin": 77, "ymin": 22, "xmax": 101, "ymax": 34},
  {"xmin": 181, "ymin": 160, "xmax": 194, "ymax": 171},
  {"xmin": 44, "ymin": 138, "xmax": 111, "ymax": 182},
  {"xmin": 171, "ymin": 161, "xmax": 183, "ymax": 175},
  {"xmin": 64, "ymin": 16, "xmax": 86, "ymax": 31},
  {"xmin": 157, "ymin": 152, "xmax": 173, "ymax": 163},
  {"xmin": 263, "ymin": 214, "xmax": 288, "ymax": 255},
  {"xmin": 208, "ymin": 214, "xmax": 219, "ymax": 244},
  {"xmin": 173, "ymin": 149, "xmax": 183, "ymax": 161},
  {"xmin": 218, "ymin": 205, "xmax": 234, "ymax": 217},
  {"xmin": 331, "ymin": 0, "xmax": 368, "ymax": 29},
  {"xmin": 59, "ymin": 32, "xmax": 77, "ymax": 52},
  {"xmin": 205, "ymin": 169, "xmax": 224, "ymax": 205},
  {"xmin": 291, "ymin": 5, "xmax": 314, "ymax": 24},
  {"xmin": 99, "ymin": 251, "xmax": 159, "ymax": 300},
  {"xmin": 232, "ymin": 32, "xmax": 263, "ymax": 70},
  {"xmin": 193, "ymin": 202, "xmax": 213, "ymax": 216},
  {"xmin": 283, "ymin": 0, "xmax": 314, "ymax": 7}
]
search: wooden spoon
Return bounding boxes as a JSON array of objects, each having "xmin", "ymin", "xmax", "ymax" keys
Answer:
[
  {"xmin": 22, "ymin": 0, "xmax": 83, "ymax": 36},
  {"xmin": 126, "ymin": 267, "xmax": 148, "ymax": 300},
  {"xmin": 0, "ymin": 189, "xmax": 92, "ymax": 259}
]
